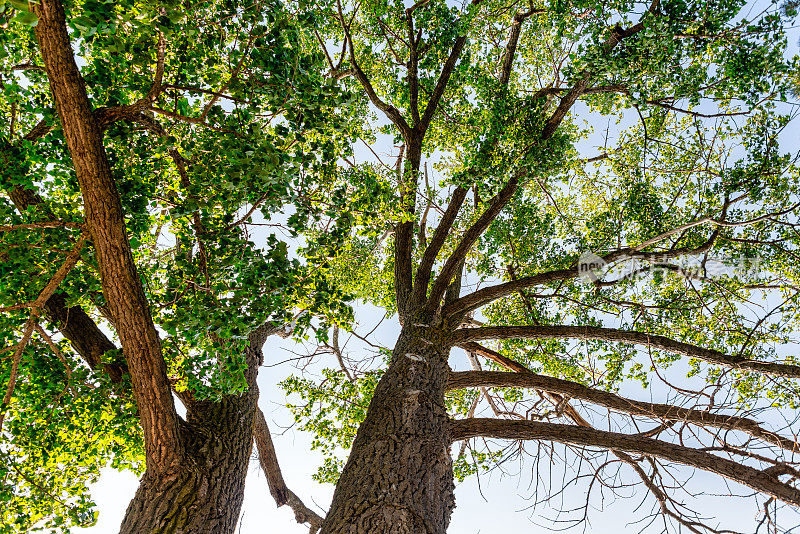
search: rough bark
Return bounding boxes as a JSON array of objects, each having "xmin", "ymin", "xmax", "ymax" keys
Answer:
[
  {"xmin": 321, "ymin": 329, "xmax": 455, "ymax": 533},
  {"xmin": 34, "ymin": 0, "xmax": 182, "ymax": 470},
  {"xmin": 43, "ymin": 292, "xmax": 126, "ymax": 382},
  {"xmin": 118, "ymin": 390, "xmax": 257, "ymax": 534},
  {"xmin": 119, "ymin": 336, "xmax": 263, "ymax": 534},
  {"xmin": 32, "ymin": 2, "xmax": 262, "ymax": 532}
]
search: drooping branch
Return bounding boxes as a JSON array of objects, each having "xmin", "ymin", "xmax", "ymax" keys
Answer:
[
  {"xmin": 254, "ymin": 408, "xmax": 324, "ymax": 533},
  {"xmin": 447, "ymin": 371, "xmax": 798, "ymax": 452},
  {"xmin": 34, "ymin": 0, "xmax": 182, "ymax": 469},
  {"xmin": 449, "ymin": 418, "xmax": 800, "ymax": 507},
  {"xmin": 0, "ymin": 234, "xmax": 88, "ymax": 433},
  {"xmin": 0, "ymin": 318, "xmax": 35, "ymax": 433},
  {"xmin": 3, "ymin": 121, "xmax": 134, "ymax": 384},
  {"xmin": 452, "ymin": 325, "xmax": 800, "ymax": 379}
]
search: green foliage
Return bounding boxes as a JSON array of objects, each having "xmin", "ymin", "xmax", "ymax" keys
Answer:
[
  {"xmin": 1, "ymin": 0, "xmax": 362, "ymax": 529},
  {"xmin": 281, "ymin": 366, "xmax": 384, "ymax": 484},
  {"xmin": 0, "ymin": 338, "xmax": 143, "ymax": 533},
  {"xmin": 282, "ymin": 0, "xmax": 800, "ymax": 494},
  {"xmin": 2, "ymin": 0, "xmax": 800, "ymax": 528}
]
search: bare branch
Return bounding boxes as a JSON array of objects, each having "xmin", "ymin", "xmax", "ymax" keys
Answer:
[
  {"xmin": 448, "ymin": 371, "xmax": 798, "ymax": 452},
  {"xmin": 449, "ymin": 418, "xmax": 800, "ymax": 507},
  {"xmin": 452, "ymin": 325, "xmax": 800, "ymax": 379},
  {"xmin": 254, "ymin": 408, "xmax": 325, "ymax": 533}
]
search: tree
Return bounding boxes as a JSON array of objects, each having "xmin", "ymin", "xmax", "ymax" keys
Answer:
[
  {"xmin": 2, "ymin": 0, "xmax": 800, "ymax": 533},
  {"xmin": 278, "ymin": 0, "xmax": 800, "ymax": 532},
  {"xmin": 1, "ymin": 0, "xmax": 353, "ymax": 531}
]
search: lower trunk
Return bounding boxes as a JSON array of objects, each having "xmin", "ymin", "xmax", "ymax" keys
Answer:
[
  {"xmin": 321, "ymin": 329, "xmax": 455, "ymax": 534},
  {"xmin": 119, "ymin": 393, "xmax": 257, "ymax": 534}
]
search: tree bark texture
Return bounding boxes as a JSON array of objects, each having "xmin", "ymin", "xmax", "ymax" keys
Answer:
[
  {"xmin": 32, "ymin": 2, "xmax": 262, "ymax": 531},
  {"xmin": 118, "ymin": 390, "xmax": 258, "ymax": 534},
  {"xmin": 34, "ymin": 0, "xmax": 182, "ymax": 470},
  {"xmin": 321, "ymin": 329, "xmax": 455, "ymax": 533}
]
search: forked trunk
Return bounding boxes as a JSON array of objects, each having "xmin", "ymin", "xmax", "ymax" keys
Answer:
[
  {"xmin": 119, "ymin": 393, "xmax": 257, "ymax": 534},
  {"xmin": 321, "ymin": 328, "xmax": 455, "ymax": 533}
]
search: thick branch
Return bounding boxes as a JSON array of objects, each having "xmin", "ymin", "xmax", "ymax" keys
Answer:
[
  {"xmin": 452, "ymin": 325, "xmax": 800, "ymax": 379},
  {"xmin": 444, "ymin": 232, "xmax": 719, "ymax": 317},
  {"xmin": 449, "ymin": 418, "xmax": 800, "ymax": 507},
  {"xmin": 411, "ymin": 186, "xmax": 468, "ymax": 307},
  {"xmin": 423, "ymin": 174, "xmax": 520, "ymax": 318},
  {"xmin": 254, "ymin": 408, "xmax": 324, "ymax": 533},
  {"xmin": 418, "ymin": 35, "xmax": 467, "ymax": 132},
  {"xmin": 448, "ymin": 371, "xmax": 798, "ymax": 452}
]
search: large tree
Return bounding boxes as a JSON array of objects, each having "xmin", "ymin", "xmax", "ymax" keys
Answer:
[
  {"xmin": 1, "ymin": 0, "xmax": 353, "ymax": 531},
  {"xmin": 3, "ymin": 0, "xmax": 800, "ymax": 533},
  {"xmin": 280, "ymin": 0, "xmax": 800, "ymax": 532}
]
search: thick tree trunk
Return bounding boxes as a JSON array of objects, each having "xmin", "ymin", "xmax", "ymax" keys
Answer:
[
  {"xmin": 118, "ymin": 392, "xmax": 257, "ymax": 534},
  {"xmin": 34, "ymin": 0, "xmax": 182, "ymax": 470},
  {"xmin": 30, "ymin": 1, "xmax": 267, "ymax": 531},
  {"xmin": 321, "ymin": 328, "xmax": 455, "ymax": 533}
]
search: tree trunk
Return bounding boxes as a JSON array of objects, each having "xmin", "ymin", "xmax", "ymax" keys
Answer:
[
  {"xmin": 118, "ymin": 392, "xmax": 257, "ymax": 534},
  {"xmin": 34, "ymin": 0, "xmax": 183, "ymax": 470},
  {"xmin": 321, "ymin": 328, "xmax": 455, "ymax": 534},
  {"xmin": 29, "ymin": 1, "xmax": 269, "ymax": 531}
]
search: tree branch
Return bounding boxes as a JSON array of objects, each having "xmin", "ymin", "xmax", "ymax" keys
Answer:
[
  {"xmin": 339, "ymin": 1, "xmax": 411, "ymax": 137},
  {"xmin": 539, "ymin": 3, "xmax": 656, "ymax": 139},
  {"xmin": 452, "ymin": 325, "xmax": 800, "ymax": 379},
  {"xmin": 447, "ymin": 371, "xmax": 798, "ymax": 452},
  {"xmin": 422, "ymin": 10, "xmax": 656, "ymax": 319},
  {"xmin": 444, "ymin": 229, "xmax": 720, "ymax": 317},
  {"xmin": 410, "ymin": 186, "xmax": 468, "ymax": 307},
  {"xmin": 449, "ymin": 418, "xmax": 800, "ymax": 507},
  {"xmin": 34, "ymin": 0, "xmax": 182, "ymax": 469},
  {"xmin": 418, "ymin": 35, "xmax": 467, "ymax": 132},
  {"xmin": 422, "ymin": 174, "xmax": 520, "ymax": 318},
  {"xmin": 254, "ymin": 408, "xmax": 325, "ymax": 533}
]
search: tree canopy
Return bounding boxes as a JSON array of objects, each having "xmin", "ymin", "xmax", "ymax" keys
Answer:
[{"xmin": 1, "ymin": 0, "xmax": 800, "ymax": 532}]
